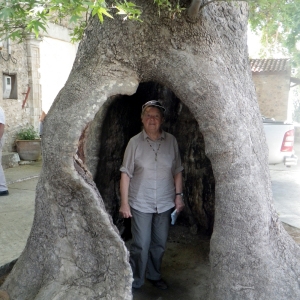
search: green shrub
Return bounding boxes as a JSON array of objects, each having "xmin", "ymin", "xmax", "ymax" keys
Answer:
[{"xmin": 16, "ymin": 125, "xmax": 40, "ymax": 140}]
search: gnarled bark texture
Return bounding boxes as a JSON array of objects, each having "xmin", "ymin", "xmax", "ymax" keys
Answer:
[
  {"xmin": 85, "ymin": 82, "xmax": 214, "ymax": 238},
  {"xmin": 2, "ymin": 0, "xmax": 300, "ymax": 299}
]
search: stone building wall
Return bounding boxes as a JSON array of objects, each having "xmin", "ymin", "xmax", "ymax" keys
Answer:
[
  {"xmin": 0, "ymin": 40, "xmax": 32, "ymax": 152},
  {"xmin": 251, "ymin": 59, "xmax": 291, "ymax": 122},
  {"xmin": 0, "ymin": 24, "xmax": 77, "ymax": 153},
  {"xmin": 252, "ymin": 72, "xmax": 290, "ymax": 121}
]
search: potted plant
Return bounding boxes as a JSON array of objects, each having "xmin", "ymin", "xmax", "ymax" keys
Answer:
[{"xmin": 15, "ymin": 125, "xmax": 41, "ymax": 161}]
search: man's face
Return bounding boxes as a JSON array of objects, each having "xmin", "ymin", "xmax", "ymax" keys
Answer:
[{"xmin": 141, "ymin": 106, "xmax": 163, "ymax": 133}]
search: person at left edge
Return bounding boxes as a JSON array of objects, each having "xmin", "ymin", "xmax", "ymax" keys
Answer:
[{"xmin": 0, "ymin": 106, "xmax": 9, "ymax": 196}]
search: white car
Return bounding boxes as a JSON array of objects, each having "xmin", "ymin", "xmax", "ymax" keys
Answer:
[{"xmin": 263, "ymin": 117, "xmax": 298, "ymax": 167}]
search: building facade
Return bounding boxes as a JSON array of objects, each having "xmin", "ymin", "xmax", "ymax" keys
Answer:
[
  {"xmin": 0, "ymin": 24, "xmax": 77, "ymax": 152},
  {"xmin": 250, "ymin": 58, "xmax": 291, "ymax": 121}
]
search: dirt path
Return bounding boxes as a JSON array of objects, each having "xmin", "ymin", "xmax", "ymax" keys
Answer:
[{"xmin": 133, "ymin": 223, "xmax": 300, "ymax": 300}]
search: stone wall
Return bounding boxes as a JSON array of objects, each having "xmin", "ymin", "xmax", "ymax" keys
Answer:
[
  {"xmin": 252, "ymin": 71, "xmax": 290, "ymax": 121},
  {"xmin": 0, "ymin": 40, "xmax": 32, "ymax": 152},
  {"xmin": 0, "ymin": 24, "xmax": 77, "ymax": 153}
]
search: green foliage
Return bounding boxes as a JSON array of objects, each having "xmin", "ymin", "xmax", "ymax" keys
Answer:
[
  {"xmin": 1, "ymin": 0, "xmax": 300, "ymax": 71},
  {"xmin": 0, "ymin": 0, "xmax": 142, "ymax": 42},
  {"xmin": 154, "ymin": 0, "xmax": 185, "ymax": 18},
  {"xmin": 114, "ymin": 1, "xmax": 142, "ymax": 21},
  {"xmin": 16, "ymin": 125, "xmax": 40, "ymax": 140},
  {"xmin": 249, "ymin": 0, "xmax": 300, "ymax": 69},
  {"xmin": 0, "ymin": 0, "xmax": 188, "ymax": 42},
  {"xmin": 70, "ymin": 21, "xmax": 87, "ymax": 43}
]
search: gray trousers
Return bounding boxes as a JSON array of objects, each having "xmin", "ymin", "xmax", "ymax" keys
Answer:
[
  {"xmin": 0, "ymin": 139, "xmax": 7, "ymax": 192},
  {"xmin": 130, "ymin": 207, "xmax": 172, "ymax": 288}
]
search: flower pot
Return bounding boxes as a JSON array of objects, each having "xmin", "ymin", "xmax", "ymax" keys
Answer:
[{"xmin": 16, "ymin": 139, "xmax": 41, "ymax": 161}]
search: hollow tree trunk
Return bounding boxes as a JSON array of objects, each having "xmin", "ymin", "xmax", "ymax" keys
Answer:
[{"xmin": 2, "ymin": 1, "xmax": 300, "ymax": 299}]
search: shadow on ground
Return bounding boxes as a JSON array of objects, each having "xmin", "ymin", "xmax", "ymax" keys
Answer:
[
  {"xmin": 131, "ymin": 225, "xmax": 211, "ymax": 300},
  {"xmin": 132, "ymin": 222, "xmax": 300, "ymax": 300}
]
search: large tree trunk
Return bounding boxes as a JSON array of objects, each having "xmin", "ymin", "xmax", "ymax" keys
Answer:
[{"xmin": 2, "ymin": 1, "xmax": 300, "ymax": 299}]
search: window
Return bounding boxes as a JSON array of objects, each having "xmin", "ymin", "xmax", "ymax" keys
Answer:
[{"xmin": 2, "ymin": 73, "xmax": 17, "ymax": 99}]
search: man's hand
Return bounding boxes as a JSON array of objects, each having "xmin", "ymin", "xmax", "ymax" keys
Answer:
[
  {"xmin": 175, "ymin": 195, "xmax": 185, "ymax": 213},
  {"xmin": 119, "ymin": 202, "xmax": 132, "ymax": 218}
]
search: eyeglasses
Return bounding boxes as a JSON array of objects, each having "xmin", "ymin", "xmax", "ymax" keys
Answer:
[{"xmin": 142, "ymin": 100, "xmax": 166, "ymax": 111}]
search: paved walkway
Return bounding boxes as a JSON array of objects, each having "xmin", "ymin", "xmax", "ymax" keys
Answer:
[
  {"xmin": 270, "ymin": 142, "xmax": 300, "ymax": 228},
  {"xmin": 0, "ymin": 161, "xmax": 41, "ymax": 268}
]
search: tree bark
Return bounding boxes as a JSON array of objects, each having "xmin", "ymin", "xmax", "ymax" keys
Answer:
[{"xmin": 2, "ymin": 0, "xmax": 300, "ymax": 299}]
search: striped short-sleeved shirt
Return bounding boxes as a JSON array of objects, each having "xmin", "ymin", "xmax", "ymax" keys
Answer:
[{"xmin": 120, "ymin": 130, "xmax": 183, "ymax": 213}]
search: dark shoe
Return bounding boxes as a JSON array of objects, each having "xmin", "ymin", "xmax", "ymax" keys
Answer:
[
  {"xmin": 148, "ymin": 278, "xmax": 168, "ymax": 290},
  {"xmin": 0, "ymin": 190, "xmax": 9, "ymax": 196}
]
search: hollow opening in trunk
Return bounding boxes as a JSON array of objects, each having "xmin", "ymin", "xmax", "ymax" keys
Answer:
[{"xmin": 85, "ymin": 81, "xmax": 215, "ymax": 239}]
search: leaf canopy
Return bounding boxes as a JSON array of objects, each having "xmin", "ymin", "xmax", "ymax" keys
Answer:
[
  {"xmin": 0, "ymin": 0, "xmax": 144, "ymax": 41},
  {"xmin": 249, "ymin": 0, "xmax": 300, "ymax": 68}
]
